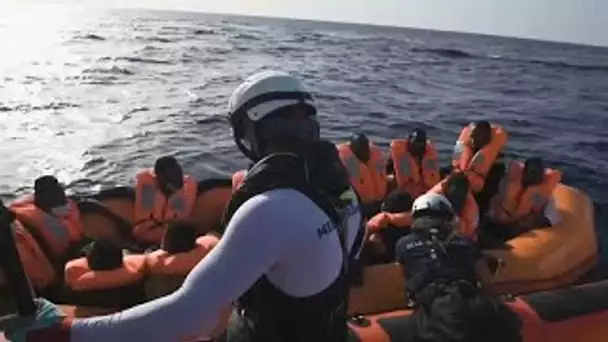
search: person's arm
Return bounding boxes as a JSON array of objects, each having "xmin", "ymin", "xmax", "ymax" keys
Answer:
[{"xmin": 29, "ymin": 193, "xmax": 297, "ymax": 342}]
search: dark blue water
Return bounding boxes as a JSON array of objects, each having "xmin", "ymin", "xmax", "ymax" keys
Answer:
[{"xmin": 1, "ymin": 7, "xmax": 607, "ymax": 271}]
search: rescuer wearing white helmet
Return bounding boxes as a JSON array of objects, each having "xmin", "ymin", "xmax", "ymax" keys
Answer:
[
  {"xmin": 4, "ymin": 70, "xmax": 365, "ymax": 342},
  {"xmin": 393, "ymin": 192, "xmax": 523, "ymax": 342}
]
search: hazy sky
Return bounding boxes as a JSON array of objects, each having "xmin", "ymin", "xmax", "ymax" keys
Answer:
[{"xmin": 13, "ymin": 0, "xmax": 608, "ymax": 47}]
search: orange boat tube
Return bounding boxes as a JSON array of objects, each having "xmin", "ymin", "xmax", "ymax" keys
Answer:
[
  {"xmin": 347, "ymin": 280, "xmax": 608, "ymax": 342},
  {"xmin": 6, "ymin": 279, "xmax": 607, "ymax": 342},
  {"xmin": 485, "ymin": 184, "xmax": 598, "ymax": 294}
]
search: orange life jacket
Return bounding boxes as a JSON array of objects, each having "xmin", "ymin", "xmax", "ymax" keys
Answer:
[
  {"xmin": 366, "ymin": 211, "xmax": 413, "ymax": 234},
  {"xmin": 429, "ymin": 179, "xmax": 479, "ymax": 241},
  {"xmin": 11, "ymin": 220, "xmax": 57, "ymax": 290},
  {"xmin": 491, "ymin": 161, "xmax": 561, "ymax": 225},
  {"xmin": 337, "ymin": 142, "xmax": 387, "ymax": 204},
  {"xmin": 10, "ymin": 199, "xmax": 83, "ymax": 258},
  {"xmin": 232, "ymin": 170, "xmax": 247, "ymax": 193},
  {"xmin": 390, "ymin": 139, "xmax": 441, "ymax": 198},
  {"xmin": 452, "ymin": 123, "xmax": 508, "ymax": 193},
  {"xmin": 133, "ymin": 169, "xmax": 198, "ymax": 244},
  {"xmin": 64, "ymin": 254, "xmax": 147, "ymax": 291},
  {"xmin": 146, "ymin": 235, "xmax": 219, "ymax": 276}
]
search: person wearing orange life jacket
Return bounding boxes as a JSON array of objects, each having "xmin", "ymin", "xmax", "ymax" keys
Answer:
[
  {"xmin": 452, "ymin": 121, "xmax": 508, "ymax": 196},
  {"xmin": 429, "ymin": 171, "xmax": 479, "ymax": 242},
  {"xmin": 0, "ymin": 199, "xmax": 56, "ymax": 291},
  {"xmin": 337, "ymin": 132, "xmax": 387, "ymax": 218},
  {"xmin": 366, "ymin": 190, "xmax": 415, "ymax": 263},
  {"xmin": 10, "ymin": 175, "xmax": 85, "ymax": 265},
  {"xmin": 145, "ymin": 221, "xmax": 219, "ymax": 298},
  {"xmin": 488, "ymin": 157, "xmax": 561, "ymax": 237},
  {"xmin": 11, "ymin": 219, "xmax": 57, "ymax": 291},
  {"xmin": 64, "ymin": 239, "xmax": 147, "ymax": 308},
  {"xmin": 134, "ymin": 156, "xmax": 198, "ymax": 245},
  {"xmin": 388, "ymin": 128, "xmax": 441, "ymax": 199}
]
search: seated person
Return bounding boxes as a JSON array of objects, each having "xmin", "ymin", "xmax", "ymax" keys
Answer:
[
  {"xmin": 388, "ymin": 128, "xmax": 440, "ymax": 199},
  {"xmin": 428, "ymin": 171, "xmax": 480, "ymax": 242},
  {"xmin": 337, "ymin": 132, "xmax": 387, "ymax": 219},
  {"xmin": 366, "ymin": 190, "xmax": 415, "ymax": 263},
  {"xmin": 452, "ymin": 120, "xmax": 508, "ymax": 195},
  {"xmin": 133, "ymin": 156, "xmax": 198, "ymax": 245},
  {"xmin": 487, "ymin": 157, "xmax": 561, "ymax": 239},
  {"xmin": 145, "ymin": 221, "xmax": 219, "ymax": 299},
  {"xmin": 64, "ymin": 239, "xmax": 147, "ymax": 308},
  {"xmin": 394, "ymin": 193, "xmax": 522, "ymax": 342},
  {"xmin": 10, "ymin": 175, "xmax": 86, "ymax": 263}
]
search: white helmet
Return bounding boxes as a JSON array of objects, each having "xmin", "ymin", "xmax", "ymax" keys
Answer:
[
  {"xmin": 411, "ymin": 193, "xmax": 455, "ymax": 220},
  {"xmin": 228, "ymin": 70, "xmax": 318, "ymax": 161}
]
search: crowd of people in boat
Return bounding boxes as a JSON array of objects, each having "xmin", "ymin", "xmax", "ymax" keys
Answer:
[{"xmin": 0, "ymin": 70, "xmax": 563, "ymax": 342}]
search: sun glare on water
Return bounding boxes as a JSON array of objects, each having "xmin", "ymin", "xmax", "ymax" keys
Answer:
[{"xmin": 0, "ymin": 4, "xmax": 117, "ymax": 193}]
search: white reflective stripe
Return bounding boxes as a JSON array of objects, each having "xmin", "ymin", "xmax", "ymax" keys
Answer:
[
  {"xmin": 246, "ymin": 98, "xmax": 315, "ymax": 122},
  {"xmin": 345, "ymin": 156, "xmax": 360, "ymax": 180},
  {"xmin": 424, "ymin": 158, "xmax": 438, "ymax": 170},
  {"xmin": 398, "ymin": 157, "xmax": 412, "ymax": 178},
  {"xmin": 43, "ymin": 214, "xmax": 69, "ymax": 243},
  {"xmin": 471, "ymin": 210, "xmax": 479, "ymax": 230},
  {"xmin": 543, "ymin": 197, "xmax": 560, "ymax": 225},
  {"xmin": 375, "ymin": 158, "xmax": 384, "ymax": 175},
  {"xmin": 530, "ymin": 192, "xmax": 547, "ymax": 209},
  {"xmin": 470, "ymin": 151, "xmax": 486, "ymax": 167},
  {"xmin": 170, "ymin": 195, "xmax": 186, "ymax": 213},
  {"xmin": 452, "ymin": 141, "xmax": 465, "ymax": 160},
  {"xmin": 140, "ymin": 184, "xmax": 156, "ymax": 211}
]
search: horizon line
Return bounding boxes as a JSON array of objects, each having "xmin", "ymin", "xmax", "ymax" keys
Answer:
[{"xmin": 106, "ymin": 5, "xmax": 608, "ymax": 49}]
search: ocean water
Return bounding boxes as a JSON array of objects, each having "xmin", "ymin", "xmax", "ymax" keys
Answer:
[{"xmin": 1, "ymin": 6, "xmax": 607, "ymax": 269}]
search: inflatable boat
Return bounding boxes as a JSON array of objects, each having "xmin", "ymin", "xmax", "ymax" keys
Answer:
[
  {"xmin": 68, "ymin": 180, "xmax": 598, "ymax": 315},
  {"xmin": 1, "ymin": 176, "xmax": 598, "ymax": 316}
]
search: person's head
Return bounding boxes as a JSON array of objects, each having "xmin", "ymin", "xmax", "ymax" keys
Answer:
[
  {"xmin": 154, "ymin": 156, "xmax": 184, "ymax": 195},
  {"xmin": 161, "ymin": 221, "xmax": 197, "ymax": 254},
  {"xmin": 410, "ymin": 193, "xmax": 457, "ymax": 239},
  {"xmin": 381, "ymin": 190, "xmax": 414, "ymax": 214},
  {"xmin": 303, "ymin": 140, "xmax": 351, "ymax": 198},
  {"xmin": 470, "ymin": 120, "xmax": 492, "ymax": 152},
  {"xmin": 228, "ymin": 70, "xmax": 320, "ymax": 162},
  {"xmin": 444, "ymin": 171, "xmax": 470, "ymax": 215},
  {"xmin": 349, "ymin": 132, "xmax": 371, "ymax": 163},
  {"xmin": 33, "ymin": 175, "xmax": 67, "ymax": 213},
  {"xmin": 85, "ymin": 239, "xmax": 123, "ymax": 271},
  {"xmin": 522, "ymin": 157, "xmax": 545, "ymax": 188},
  {"xmin": 408, "ymin": 128, "xmax": 427, "ymax": 159}
]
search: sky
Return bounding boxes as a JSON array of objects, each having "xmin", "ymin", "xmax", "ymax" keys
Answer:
[{"xmin": 7, "ymin": 0, "xmax": 608, "ymax": 47}]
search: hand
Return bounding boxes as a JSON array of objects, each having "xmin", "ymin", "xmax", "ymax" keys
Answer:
[
  {"xmin": 366, "ymin": 213, "xmax": 388, "ymax": 233},
  {"xmin": 1, "ymin": 298, "xmax": 66, "ymax": 342}
]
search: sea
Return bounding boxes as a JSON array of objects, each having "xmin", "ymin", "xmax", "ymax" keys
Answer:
[{"xmin": 1, "ymin": 6, "xmax": 607, "ymax": 273}]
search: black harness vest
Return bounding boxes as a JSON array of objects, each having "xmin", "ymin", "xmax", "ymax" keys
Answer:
[{"xmin": 220, "ymin": 152, "xmax": 365, "ymax": 342}]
